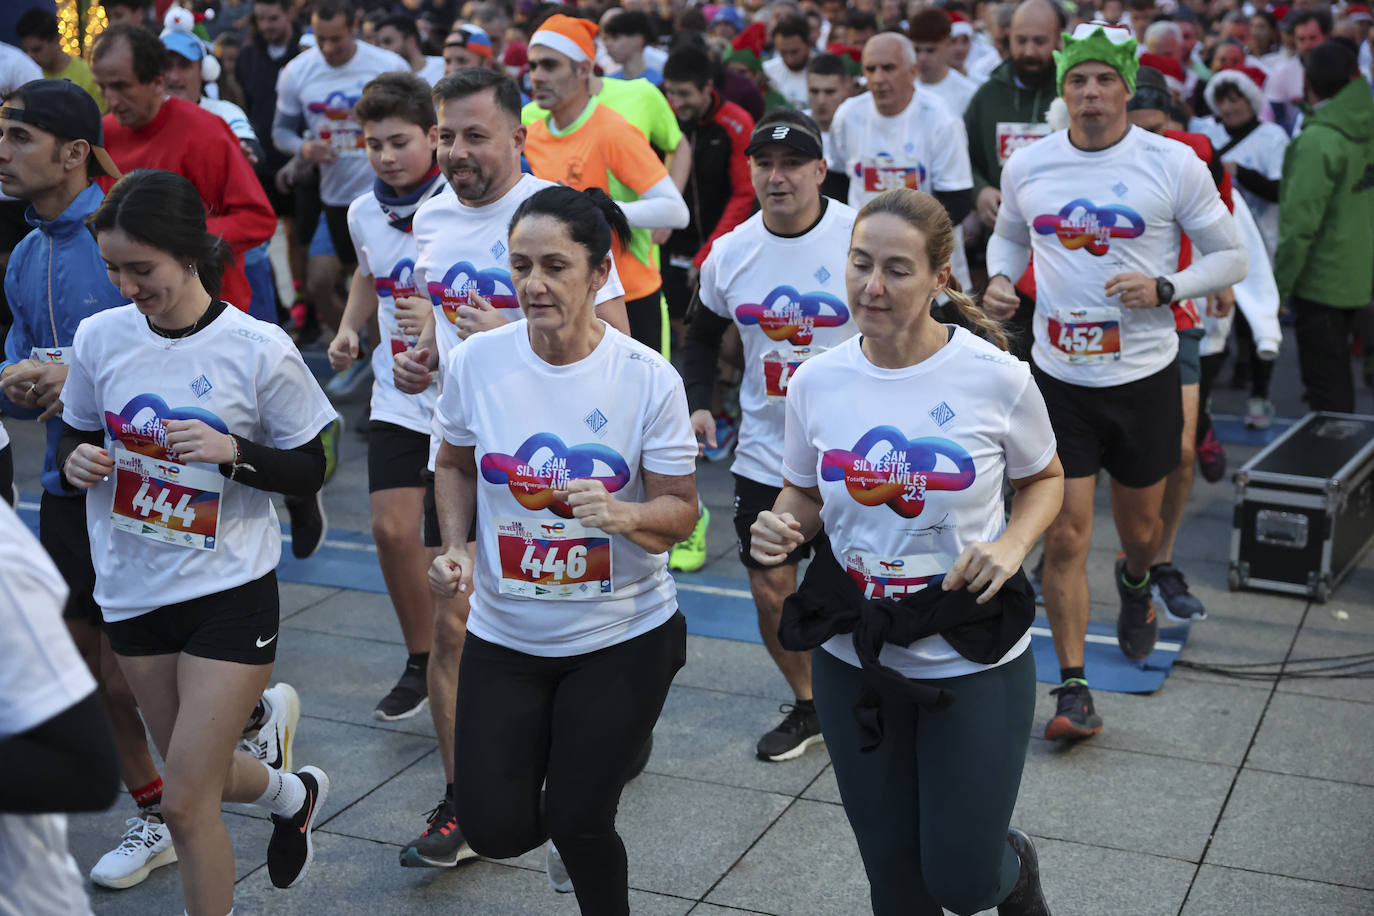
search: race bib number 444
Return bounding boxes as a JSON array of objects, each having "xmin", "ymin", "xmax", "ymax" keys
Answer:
[
  {"xmin": 495, "ymin": 516, "xmax": 612, "ymax": 600},
  {"xmin": 110, "ymin": 449, "xmax": 222, "ymax": 550}
]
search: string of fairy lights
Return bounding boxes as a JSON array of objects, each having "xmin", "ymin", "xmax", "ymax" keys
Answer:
[{"xmin": 56, "ymin": 0, "xmax": 109, "ymax": 57}]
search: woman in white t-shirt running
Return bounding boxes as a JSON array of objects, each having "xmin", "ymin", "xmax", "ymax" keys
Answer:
[
  {"xmin": 429, "ymin": 185, "xmax": 698, "ymax": 915},
  {"xmin": 751, "ymin": 188, "xmax": 1064, "ymax": 916},
  {"xmin": 59, "ymin": 170, "xmax": 337, "ymax": 916}
]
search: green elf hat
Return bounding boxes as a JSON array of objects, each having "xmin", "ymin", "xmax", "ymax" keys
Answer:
[
  {"xmin": 724, "ymin": 21, "xmax": 766, "ymax": 73},
  {"xmin": 1054, "ymin": 21, "xmax": 1139, "ymax": 94}
]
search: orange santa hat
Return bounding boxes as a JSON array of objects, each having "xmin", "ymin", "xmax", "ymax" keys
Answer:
[{"xmin": 529, "ymin": 13, "xmax": 598, "ymax": 63}]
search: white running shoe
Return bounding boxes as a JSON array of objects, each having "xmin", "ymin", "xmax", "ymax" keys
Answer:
[
  {"xmin": 545, "ymin": 841, "xmax": 573, "ymax": 894},
  {"xmin": 239, "ymin": 683, "xmax": 301, "ymax": 772},
  {"xmin": 89, "ymin": 814, "xmax": 178, "ymax": 889},
  {"xmin": 1245, "ymin": 397, "xmax": 1275, "ymax": 430}
]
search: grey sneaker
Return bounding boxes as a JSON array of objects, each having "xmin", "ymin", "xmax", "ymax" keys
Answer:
[{"xmin": 545, "ymin": 841, "xmax": 573, "ymax": 893}]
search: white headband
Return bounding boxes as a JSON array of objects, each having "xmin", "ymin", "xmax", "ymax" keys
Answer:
[{"xmin": 529, "ymin": 30, "xmax": 589, "ymax": 63}]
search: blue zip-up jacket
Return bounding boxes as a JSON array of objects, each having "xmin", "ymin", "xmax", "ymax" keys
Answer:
[{"xmin": 1, "ymin": 183, "xmax": 125, "ymax": 496}]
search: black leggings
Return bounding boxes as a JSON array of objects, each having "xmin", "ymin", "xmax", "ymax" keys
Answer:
[
  {"xmin": 454, "ymin": 611, "xmax": 686, "ymax": 915},
  {"xmin": 1196, "ymin": 350, "xmax": 1227, "ymax": 445},
  {"xmin": 625, "ymin": 292, "xmax": 662, "ymax": 354},
  {"xmin": 811, "ymin": 645, "xmax": 1036, "ymax": 916}
]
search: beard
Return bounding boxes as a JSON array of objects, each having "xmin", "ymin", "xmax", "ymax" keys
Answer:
[{"xmin": 1013, "ymin": 56, "xmax": 1055, "ymax": 86}]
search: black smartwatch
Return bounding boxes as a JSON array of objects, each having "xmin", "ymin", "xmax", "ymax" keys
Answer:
[{"xmin": 1154, "ymin": 276, "xmax": 1176, "ymax": 305}]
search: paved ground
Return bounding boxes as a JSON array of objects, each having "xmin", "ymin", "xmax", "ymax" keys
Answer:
[{"xmin": 9, "ymin": 323, "xmax": 1374, "ymax": 915}]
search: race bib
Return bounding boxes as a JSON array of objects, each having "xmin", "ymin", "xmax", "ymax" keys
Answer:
[
  {"xmin": 861, "ymin": 159, "xmax": 923, "ymax": 194},
  {"xmin": 762, "ymin": 345, "xmax": 823, "ymax": 398},
  {"xmin": 30, "ymin": 346, "xmax": 73, "ymax": 364},
  {"xmin": 843, "ymin": 550, "xmax": 952, "ymax": 599},
  {"xmin": 320, "ymin": 122, "xmax": 364, "ymax": 156},
  {"xmin": 996, "ymin": 122, "xmax": 1051, "ymax": 166},
  {"xmin": 110, "ymin": 448, "xmax": 222, "ymax": 550},
  {"xmin": 1047, "ymin": 306, "xmax": 1122, "ymax": 364},
  {"xmin": 494, "ymin": 516, "xmax": 612, "ymax": 600}
]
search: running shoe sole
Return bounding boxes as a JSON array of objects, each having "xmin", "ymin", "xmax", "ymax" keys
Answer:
[
  {"xmin": 373, "ymin": 695, "xmax": 429, "ymax": 722},
  {"xmin": 757, "ymin": 732, "xmax": 825, "ymax": 762},
  {"xmin": 1043, "ymin": 716, "xmax": 1103, "ymax": 741},
  {"xmin": 398, "ymin": 844, "xmax": 479, "ymax": 868},
  {"xmin": 89, "ymin": 846, "xmax": 178, "ymax": 890},
  {"xmin": 275, "ymin": 683, "xmax": 301, "ymax": 773}
]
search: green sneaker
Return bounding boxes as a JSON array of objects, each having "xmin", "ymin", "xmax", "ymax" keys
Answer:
[
  {"xmin": 321, "ymin": 416, "xmax": 343, "ymax": 485},
  {"xmin": 669, "ymin": 506, "xmax": 710, "ymax": 572}
]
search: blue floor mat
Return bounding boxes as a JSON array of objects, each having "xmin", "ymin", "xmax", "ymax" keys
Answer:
[{"xmin": 17, "ymin": 494, "xmax": 1188, "ymax": 697}]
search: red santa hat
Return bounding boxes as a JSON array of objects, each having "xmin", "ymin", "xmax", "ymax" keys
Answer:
[
  {"xmin": 1138, "ymin": 52, "xmax": 1185, "ymax": 93},
  {"xmin": 1346, "ymin": 3, "xmax": 1373, "ymax": 21},
  {"xmin": 948, "ymin": 10, "xmax": 974, "ymax": 38},
  {"xmin": 1205, "ymin": 66, "xmax": 1266, "ymax": 117}
]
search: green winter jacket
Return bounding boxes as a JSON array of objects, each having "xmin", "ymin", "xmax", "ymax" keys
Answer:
[
  {"xmin": 963, "ymin": 59, "xmax": 1058, "ymax": 196},
  {"xmin": 1274, "ymin": 78, "xmax": 1374, "ymax": 308}
]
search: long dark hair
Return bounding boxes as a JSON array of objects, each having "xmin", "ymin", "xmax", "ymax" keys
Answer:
[
  {"xmin": 509, "ymin": 185, "xmax": 631, "ymax": 271},
  {"xmin": 87, "ymin": 169, "xmax": 234, "ymax": 301}
]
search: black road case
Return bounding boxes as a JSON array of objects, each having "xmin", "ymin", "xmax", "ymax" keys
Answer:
[{"xmin": 1229, "ymin": 412, "xmax": 1374, "ymax": 603}]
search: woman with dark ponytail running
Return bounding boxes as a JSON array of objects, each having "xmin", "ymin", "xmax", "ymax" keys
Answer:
[{"xmin": 58, "ymin": 169, "xmax": 336, "ymax": 916}]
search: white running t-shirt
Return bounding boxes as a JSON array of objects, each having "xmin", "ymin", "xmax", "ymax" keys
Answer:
[
  {"xmin": 436, "ymin": 320, "xmax": 697, "ymax": 657},
  {"xmin": 697, "ymin": 201, "xmax": 860, "ymax": 487},
  {"xmin": 61, "ymin": 305, "xmax": 337, "ymax": 621},
  {"xmin": 782, "ymin": 329, "xmax": 1056, "ymax": 679},
  {"xmin": 998, "ymin": 126, "xmax": 1232, "ymax": 387},
  {"xmin": 348, "ymin": 190, "xmax": 440, "ymax": 434},
  {"xmin": 274, "ymin": 43, "xmax": 410, "ymax": 207}
]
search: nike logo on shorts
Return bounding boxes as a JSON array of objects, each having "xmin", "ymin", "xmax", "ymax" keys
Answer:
[{"xmin": 256, "ymin": 633, "xmax": 278, "ymax": 648}]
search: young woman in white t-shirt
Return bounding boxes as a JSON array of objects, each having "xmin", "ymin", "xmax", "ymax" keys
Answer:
[
  {"xmin": 751, "ymin": 188, "xmax": 1064, "ymax": 916},
  {"xmin": 58, "ymin": 170, "xmax": 336, "ymax": 915},
  {"xmin": 429, "ymin": 185, "xmax": 698, "ymax": 915}
]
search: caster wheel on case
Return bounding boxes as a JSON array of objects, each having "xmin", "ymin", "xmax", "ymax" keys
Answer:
[{"xmin": 1227, "ymin": 567, "xmax": 1241, "ymax": 592}]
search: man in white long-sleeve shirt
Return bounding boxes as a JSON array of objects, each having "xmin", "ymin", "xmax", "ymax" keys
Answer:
[{"xmin": 983, "ymin": 23, "xmax": 1247, "ymax": 742}]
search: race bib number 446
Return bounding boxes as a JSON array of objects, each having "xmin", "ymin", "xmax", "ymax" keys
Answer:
[
  {"xmin": 495, "ymin": 516, "xmax": 612, "ymax": 600},
  {"xmin": 110, "ymin": 449, "xmax": 222, "ymax": 550}
]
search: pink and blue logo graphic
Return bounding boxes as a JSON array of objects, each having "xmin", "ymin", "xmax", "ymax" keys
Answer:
[
  {"xmin": 427, "ymin": 261, "xmax": 520, "ymax": 325},
  {"xmin": 1033, "ymin": 199, "xmax": 1144, "ymax": 256},
  {"xmin": 104, "ymin": 394, "xmax": 229, "ymax": 461},
  {"xmin": 375, "ymin": 258, "xmax": 418, "ymax": 300},
  {"xmin": 481, "ymin": 433, "xmax": 631, "ymax": 518},
  {"xmin": 306, "ymin": 91, "xmax": 360, "ymax": 121},
  {"xmin": 821, "ymin": 426, "xmax": 975, "ymax": 518},
  {"xmin": 735, "ymin": 286, "xmax": 849, "ymax": 345}
]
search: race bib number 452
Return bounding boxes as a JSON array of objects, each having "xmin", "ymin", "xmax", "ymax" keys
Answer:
[
  {"xmin": 495, "ymin": 516, "xmax": 612, "ymax": 600},
  {"xmin": 110, "ymin": 449, "xmax": 222, "ymax": 550},
  {"xmin": 1047, "ymin": 306, "xmax": 1122, "ymax": 364}
]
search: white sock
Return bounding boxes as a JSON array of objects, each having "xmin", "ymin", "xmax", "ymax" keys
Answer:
[{"xmin": 254, "ymin": 762, "xmax": 306, "ymax": 817}]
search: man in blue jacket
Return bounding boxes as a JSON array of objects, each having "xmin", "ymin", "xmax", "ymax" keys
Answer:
[{"xmin": 0, "ymin": 78, "xmax": 177, "ymax": 890}]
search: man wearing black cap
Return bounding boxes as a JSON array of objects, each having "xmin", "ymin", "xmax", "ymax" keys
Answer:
[
  {"xmin": 1276, "ymin": 39, "xmax": 1374, "ymax": 413},
  {"xmin": 682, "ymin": 110, "xmax": 861, "ymax": 762},
  {"xmin": 0, "ymin": 78, "xmax": 177, "ymax": 891}
]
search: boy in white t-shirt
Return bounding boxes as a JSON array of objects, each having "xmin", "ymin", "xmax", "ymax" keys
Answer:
[{"xmin": 328, "ymin": 71, "xmax": 448, "ymax": 724}]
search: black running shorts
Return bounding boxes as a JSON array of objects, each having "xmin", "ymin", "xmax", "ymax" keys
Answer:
[
  {"xmin": 367, "ymin": 420, "xmax": 429, "ymax": 493},
  {"xmin": 40, "ymin": 491, "xmax": 103, "ymax": 625},
  {"xmin": 733, "ymin": 473, "xmax": 819, "ymax": 570},
  {"xmin": 1031, "ymin": 357, "xmax": 1183, "ymax": 488},
  {"xmin": 105, "ymin": 572, "xmax": 280, "ymax": 665}
]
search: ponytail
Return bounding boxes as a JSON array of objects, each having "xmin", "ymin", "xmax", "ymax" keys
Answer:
[
  {"xmin": 510, "ymin": 185, "xmax": 630, "ymax": 270},
  {"xmin": 945, "ymin": 276, "xmax": 1009, "ymax": 352}
]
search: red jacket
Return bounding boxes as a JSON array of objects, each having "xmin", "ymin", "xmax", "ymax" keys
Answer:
[
  {"xmin": 665, "ymin": 91, "xmax": 755, "ymax": 268},
  {"xmin": 1165, "ymin": 129, "xmax": 1234, "ymax": 331},
  {"xmin": 99, "ymin": 96, "xmax": 277, "ymax": 314}
]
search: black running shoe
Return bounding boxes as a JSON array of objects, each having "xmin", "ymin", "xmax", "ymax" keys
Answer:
[
  {"xmin": 285, "ymin": 492, "xmax": 328, "ymax": 560},
  {"xmin": 399, "ymin": 796, "xmax": 477, "ymax": 868},
  {"xmin": 267, "ymin": 766, "xmax": 329, "ymax": 889},
  {"xmin": 1043, "ymin": 681, "xmax": 1103, "ymax": 740},
  {"xmin": 1150, "ymin": 563, "xmax": 1207, "ymax": 623},
  {"xmin": 374, "ymin": 659, "xmax": 428, "ymax": 722},
  {"xmin": 1115, "ymin": 557, "xmax": 1159, "ymax": 659},
  {"xmin": 626, "ymin": 733, "xmax": 653, "ymax": 781},
  {"xmin": 997, "ymin": 828, "xmax": 1050, "ymax": 915},
  {"xmin": 756, "ymin": 701, "xmax": 823, "ymax": 761}
]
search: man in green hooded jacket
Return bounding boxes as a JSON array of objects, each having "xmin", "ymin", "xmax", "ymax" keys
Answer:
[{"xmin": 1276, "ymin": 40, "xmax": 1374, "ymax": 413}]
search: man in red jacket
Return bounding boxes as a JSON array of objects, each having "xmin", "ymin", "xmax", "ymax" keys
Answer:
[{"xmin": 90, "ymin": 24, "xmax": 276, "ymax": 314}]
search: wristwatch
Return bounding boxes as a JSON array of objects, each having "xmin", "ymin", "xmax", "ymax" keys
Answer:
[{"xmin": 1155, "ymin": 276, "xmax": 1176, "ymax": 305}]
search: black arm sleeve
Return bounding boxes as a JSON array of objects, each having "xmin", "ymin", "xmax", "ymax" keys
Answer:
[
  {"xmin": 220, "ymin": 434, "xmax": 326, "ymax": 499},
  {"xmin": 57, "ymin": 423, "xmax": 104, "ymax": 492},
  {"xmin": 682, "ymin": 296, "xmax": 732, "ymax": 413},
  {"xmin": 0, "ymin": 691, "xmax": 120, "ymax": 814},
  {"xmin": 934, "ymin": 188, "xmax": 973, "ymax": 227},
  {"xmin": 1233, "ymin": 165, "xmax": 1280, "ymax": 203}
]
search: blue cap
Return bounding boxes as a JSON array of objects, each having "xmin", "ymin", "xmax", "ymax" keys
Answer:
[
  {"xmin": 162, "ymin": 31, "xmax": 206, "ymax": 61},
  {"xmin": 713, "ymin": 6, "xmax": 746, "ymax": 30}
]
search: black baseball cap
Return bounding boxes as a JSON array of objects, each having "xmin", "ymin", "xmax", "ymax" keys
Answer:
[
  {"xmin": 0, "ymin": 79, "xmax": 121, "ymax": 179},
  {"xmin": 744, "ymin": 120, "xmax": 825, "ymax": 160},
  {"xmin": 1126, "ymin": 65, "xmax": 1171, "ymax": 112}
]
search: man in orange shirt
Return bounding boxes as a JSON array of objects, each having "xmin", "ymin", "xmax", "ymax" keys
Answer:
[{"xmin": 523, "ymin": 14, "xmax": 688, "ymax": 349}]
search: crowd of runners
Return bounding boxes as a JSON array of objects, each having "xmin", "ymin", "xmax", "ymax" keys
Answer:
[{"xmin": 1, "ymin": 0, "xmax": 1371, "ymax": 912}]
